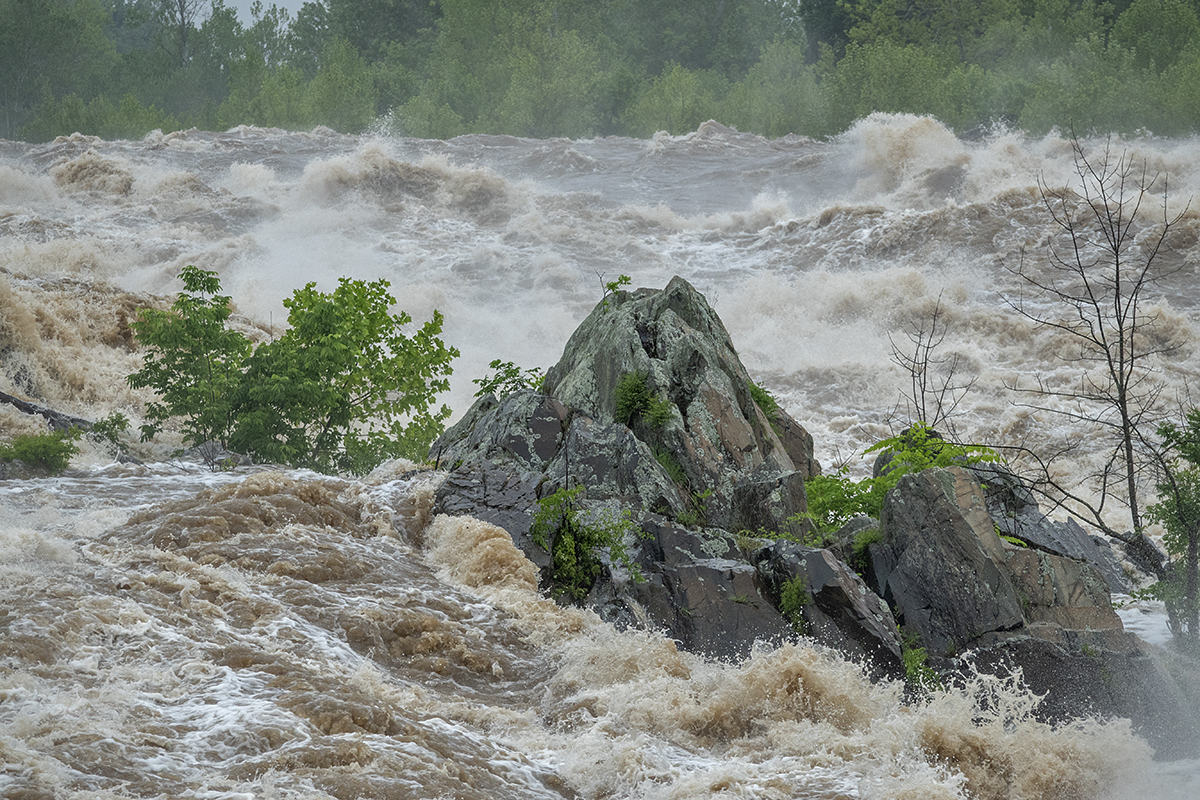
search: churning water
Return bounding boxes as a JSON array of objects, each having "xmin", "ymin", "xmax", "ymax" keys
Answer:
[{"xmin": 3, "ymin": 115, "xmax": 1200, "ymax": 797}]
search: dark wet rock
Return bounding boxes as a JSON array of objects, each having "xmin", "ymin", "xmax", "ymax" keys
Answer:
[
  {"xmin": 965, "ymin": 635, "xmax": 1200, "ymax": 759},
  {"xmin": 659, "ymin": 558, "xmax": 792, "ymax": 662},
  {"xmin": 872, "ymin": 467, "xmax": 1025, "ymax": 657},
  {"xmin": 754, "ymin": 540, "xmax": 904, "ymax": 677},
  {"xmin": 432, "ymin": 461, "xmax": 546, "ymax": 570},
  {"xmin": 969, "ymin": 461, "xmax": 1132, "ymax": 592}
]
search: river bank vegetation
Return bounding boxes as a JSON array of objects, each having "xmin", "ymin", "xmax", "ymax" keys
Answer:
[{"xmin": 7, "ymin": 0, "xmax": 1200, "ymax": 142}]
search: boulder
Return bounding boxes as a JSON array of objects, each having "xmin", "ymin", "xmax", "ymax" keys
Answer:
[
  {"xmin": 659, "ymin": 558, "xmax": 793, "ymax": 662},
  {"xmin": 541, "ymin": 275, "xmax": 816, "ymax": 535},
  {"xmin": 969, "ymin": 461, "xmax": 1131, "ymax": 593},
  {"xmin": 754, "ymin": 540, "xmax": 904, "ymax": 677},
  {"xmin": 872, "ymin": 467, "xmax": 1025, "ymax": 656}
]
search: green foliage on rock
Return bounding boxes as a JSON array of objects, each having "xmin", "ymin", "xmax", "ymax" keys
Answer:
[
  {"xmin": 615, "ymin": 371, "xmax": 672, "ymax": 430},
  {"xmin": 0, "ymin": 428, "xmax": 81, "ymax": 474},
  {"xmin": 531, "ymin": 484, "xmax": 645, "ymax": 602},
  {"xmin": 127, "ymin": 266, "xmax": 458, "ymax": 474},
  {"xmin": 902, "ymin": 631, "xmax": 943, "ymax": 693},
  {"xmin": 804, "ymin": 423, "xmax": 999, "ymax": 533},
  {"xmin": 779, "ymin": 575, "xmax": 812, "ymax": 633},
  {"xmin": 472, "ymin": 359, "xmax": 543, "ymax": 399}
]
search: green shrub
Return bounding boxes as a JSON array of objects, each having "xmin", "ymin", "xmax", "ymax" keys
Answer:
[
  {"xmin": 901, "ymin": 630, "xmax": 944, "ymax": 693},
  {"xmin": 850, "ymin": 527, "xmax": 884, "ymax": 572},
  {"xmin": 0, "ymin": 428, "xmax": 81, "ymax": 474},
  {"xmin": 614, "ymin": 371, "xmax": 672, "ymax": 429},
  {"xmin": 779, "ymin": 575, "xmax": 812, "ymax": 633},
  {"xmin": 748, "ymin": 380, "xmax": 784, "ymax": 435},
  {"xmin": 804, "ymin": 423, "xmax": 999, "ymax": 533},
  {"xmin": 472, "ymin": 359, "xmax": 543, "ymax": 398},
  {"xmin": 531, "ymin": 485, "xmax": 645, "ymax": 601}
]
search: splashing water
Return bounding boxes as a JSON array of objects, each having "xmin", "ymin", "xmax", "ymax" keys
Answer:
[{"xmin": 3, "ymin": 115, "xmax": 1200, "ymax": 797}]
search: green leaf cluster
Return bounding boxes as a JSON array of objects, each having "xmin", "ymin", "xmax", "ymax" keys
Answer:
[
  {"xmin": 614, "ymin": 371, "xmax": 673, "ymax": 430},
  {"xmin": 0, "ymin": 428, "xmax": 81, "ymax": 474},
  {"xmin": 804, "ymin": 423, "xmax": 999, "ymax": 533},
  {"xmin": 531, "ymin": 485, "xmax": 645, "ymax": 601},
  {"xmin": 126, "ymin": 266, "xmax": 458, "ymax": 474},
  {"xmin": 778, "ymin": 575, "xmax": 812, "ymax": 633},
  {"xmin": 472, "ymin": 359, "xmax": 543, "ymax": 399}
]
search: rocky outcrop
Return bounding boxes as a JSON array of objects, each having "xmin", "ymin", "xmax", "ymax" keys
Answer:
[
  {"xmin": 425, "ymin": 276, "xmax": 1195, "ymax": 753},
  {"xmin": 755, "ymin": 540, "xmax": 904, "ymax": 678},
  {"xmin": 430, "ymin": 277, "xmax": 826, "ymax": 659},
  {"xmin": 870, "ymin": 465, "xmax": 1195, "ymax": 754},
  {"xmin": 539, "ymin": 275, "xmax": 818, "ymax": 534},
  {"xmin": 969, "ymin": 461, "xmax": 1131, "ymax": 592},
  {"xmin": 872, "ymin": 467, "xmax": 1025, "ymax": 656}
]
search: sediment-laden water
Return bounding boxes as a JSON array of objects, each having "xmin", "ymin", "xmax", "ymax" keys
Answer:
[{"xmin": 3, "ymin": 115, "xmax": 1200, "ymax": 797}]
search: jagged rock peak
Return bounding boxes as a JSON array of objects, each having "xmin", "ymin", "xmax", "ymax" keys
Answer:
[{"xmin": 541, "ymin": 275, "xmax": 818, "ymax": 533}]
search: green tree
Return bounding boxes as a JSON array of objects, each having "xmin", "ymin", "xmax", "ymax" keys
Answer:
[
  {"xmin": 127, "ymin": 265, "xmax": 252, "ymax": 449},
  {"xmin": 843, "ymin": 0, "xmax": 1022, "ymax": 61},
  {"xmin": 623, "ymin": 64, "xmax": 729, "ymax": 136},
  {"xmin": 1146, "ymin": 409, "xmax": 1200, "ymax": 649},
  {"xmin": 128, "ymin": 267, "xmax": 458, "ymax": 473},
  {"xmin": 1111, "ymin": 0, "xmax": 1200, "ymax": 73},
  {"xmin": 724, "ymin": 39, "xmax": 829, "ymax": 138},
  {"xmin": 824, "ymin": 41, "xmax": 966, "ymax": 130},
  {"xmin": 0, "ymin": 0, "xmax": 117, "ymax": 138},
  {"xmin": 492, "ymin": 26, "xmax": 604, "ymax": 137},
  {"xmin": 307, "ymin": 36, "xmax": 378, "ymax": 131},
  {"xmin": 152, "ymin": 0, "xmax": 210, "ymax": 69},
  {"xmin": 229, "ymin": 277, "xmax": 459, "ymax": 472}
]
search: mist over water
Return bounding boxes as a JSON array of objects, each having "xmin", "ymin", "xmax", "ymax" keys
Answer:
[{"xmin": 3, "ymin": 115, "xmax": 1200, "ymax": 797}]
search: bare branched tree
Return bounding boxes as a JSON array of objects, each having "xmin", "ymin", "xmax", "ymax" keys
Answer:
[
  {"xmin": 1004, "ymin": 136, "xmax": 1188, "ymax": 573},
  {"xmin": 889, "ymin": 292, "xmax": 977, "ymax": 434},
  {"xmin": 155, "ymin": 0, "xmax": 210, "ymax": 68}
]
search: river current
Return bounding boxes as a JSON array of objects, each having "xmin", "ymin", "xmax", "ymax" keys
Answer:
[{"xmin": 3, "ymin": 115, "xmax": 1200, "ymax": 797}]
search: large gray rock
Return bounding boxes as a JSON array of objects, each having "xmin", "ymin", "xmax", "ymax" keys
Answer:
[
  {"xmin": 660, "ymin": 558, "xmax": 793, "ymax": 662},
  {"xmin": 541, "ymin": 275, "xmax": 816, "ymax": 535},
  {"xmin": 969, "ymin": 462, "xmax": 1131, "ymax": 592},
  {"xmin": 755, "ymin": 540, "xmax": 904, "ymax": 678},
  {"xmin": 431, "ymin": 390, "xmax": 568, "ymax": 473},
  {"xmin": 873, "ymin": 467, "xmax": 1025, "ymax": 656}
]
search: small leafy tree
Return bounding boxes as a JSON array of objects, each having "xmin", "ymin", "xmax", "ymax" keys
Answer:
[
  {"xmin": 127, "ymin": 267, "xmax": 457, "ymax": 473},
  {"xmin": 127, "ymin": 265, "xmax": 252, "ymax": 449},
  {"xmin": 1145, "ymin": 409, "xmax": 1200, "ymax": 649},
  {"xmin": 229, "ymin": 277, "xmax": 458, "ymax": 473}
]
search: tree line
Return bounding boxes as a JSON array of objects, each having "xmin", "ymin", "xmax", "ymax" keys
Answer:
[{"xmin": 7, "ymin": 0, "xmax": 1200, "ymax": 142}]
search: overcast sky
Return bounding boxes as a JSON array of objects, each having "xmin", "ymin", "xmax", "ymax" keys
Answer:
[{"xmin": 225, "ymin": 0, "xmax": 309, "ymax": 25}]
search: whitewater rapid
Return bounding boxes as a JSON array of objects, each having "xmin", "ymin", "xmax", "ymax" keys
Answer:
[{"xmin": 4, "ymin": 114, "xmax": 1200, "ymax": 797}]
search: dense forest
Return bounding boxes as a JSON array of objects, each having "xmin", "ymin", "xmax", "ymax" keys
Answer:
[{"xmin": 4, "ymin": 0, "xmax": 1200, "ymax": 142}]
